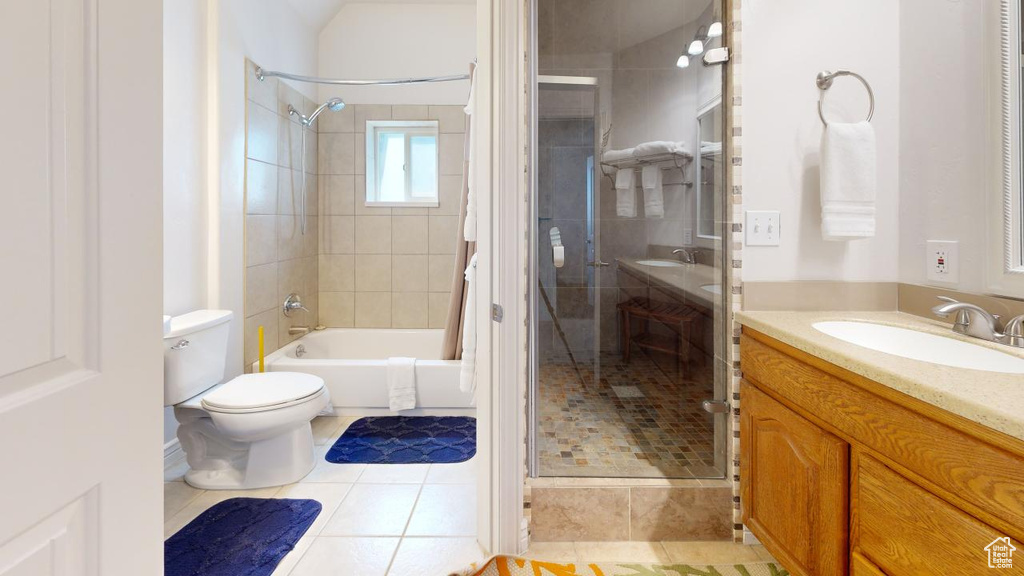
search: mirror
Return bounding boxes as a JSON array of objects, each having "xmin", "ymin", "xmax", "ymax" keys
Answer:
[{"xmin": 696, "ymin": 99, "xmax": 722, "ymax": 240}]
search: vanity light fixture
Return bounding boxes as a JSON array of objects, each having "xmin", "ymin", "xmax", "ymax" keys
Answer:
[
  {"xmin": 676, "ymin": 54, "xmax": 691, "ymax": 69},
  {"xmin": 707, "ymin": 19, "xmax": 723, "ymax": 39},
  {"xmin": 688, "ymin": 26, "xmax": 706, "ymax": 55}
]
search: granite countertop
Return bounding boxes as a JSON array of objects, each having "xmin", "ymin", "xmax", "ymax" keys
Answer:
[
  {"xmin": 736, "ymin": 310, "xmax": 1024, "ymax": 442},
  {"xmin": 616, "ymin": 259, "xmax": 720, "ymax": 309}
]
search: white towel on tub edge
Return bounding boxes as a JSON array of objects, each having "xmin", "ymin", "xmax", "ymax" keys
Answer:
[
  {"xmin": 387, "ymin": 357, "xmax": 417, "ymax": 412},
  {"xmin": 460, "ymin": 253, "xmax": 478, "ymax": 395}
]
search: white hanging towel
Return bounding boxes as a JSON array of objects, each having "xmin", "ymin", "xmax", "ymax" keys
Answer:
[
  {"xmin": 820, "ymin": 121, "xmax": 877, "ymax": 240},
  {"xmin": 387, "ymin": 357, "xmax": 417, "ymax": 412},
  {"xmin": 463, "ymin": 65, "xmax": 478, "ymax": 242},
  {"xmin": 615, "ymin": 168, "xmax": 636, "ymax": 217},
  {"xmin": 641, "ymin": 166, "xmax": 664, "ymax": 218},
  {"xmin": 460, "ymin": 253, "xmax": 479, "ymax": 395}
]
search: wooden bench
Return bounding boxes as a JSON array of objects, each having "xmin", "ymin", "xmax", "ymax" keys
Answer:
[{"xmin": 616, "ymin": 297, "xmax": 703, "ymax": 370}]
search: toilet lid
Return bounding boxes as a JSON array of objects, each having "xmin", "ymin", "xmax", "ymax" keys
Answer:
[{"xmin": 200, "ymin": 372, "xmax": 325, "ymax": 411}]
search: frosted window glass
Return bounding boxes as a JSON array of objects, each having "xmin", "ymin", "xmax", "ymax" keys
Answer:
[
  {"xmin": 378, "ymin": 132, "xmax": 405, "ymax": 202},
  {"xmin": 410, "ymin": 135, "xmax": 438, "ymax": 199}
]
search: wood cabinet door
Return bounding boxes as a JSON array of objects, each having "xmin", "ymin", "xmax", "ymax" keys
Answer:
[{"xmin": 741, "ymin": 381, "xmax": 850, "ymax": 576}]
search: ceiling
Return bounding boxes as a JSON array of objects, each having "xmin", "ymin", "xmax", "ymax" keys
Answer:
[{"xmin": 286, "ymin": 0, "xmax": 475, "ymax": 32}]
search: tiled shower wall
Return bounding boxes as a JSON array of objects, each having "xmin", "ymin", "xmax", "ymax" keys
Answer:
[
  {"xmin": 243, "ymin": 61, "xmax": 320, "ymax": 371},
  {"xmin": 317, "ymin": 104, "xmax": 466, "ymax": 328}
]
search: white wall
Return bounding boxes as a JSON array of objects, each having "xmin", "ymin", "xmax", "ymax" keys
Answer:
[
  {"xmin": 742, "ymin": 0, "xmax": 900, "ymax": 282},
  {"xmin": 898, "ymin": 0, "xmax": 987, "ymax": 293},
  {"xmin": 318, "ymin": 3, "xmax": 476, "ymax": 105},
  {"xmin": 162, "ymin": 0, "xmax": 317, "ymax": 443}
]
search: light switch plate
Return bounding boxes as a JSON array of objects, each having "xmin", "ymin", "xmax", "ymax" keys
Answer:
[
  {"xmin": 683, "ymin": 228, "xmax": 693, "ymax": 244},
  {"xmin": 745, "ymin": 210, "xmax": 781, "ymax": 246},
  {"xmin": 926, "ymin": 240, "xmax": 959, "ymax": 284}
]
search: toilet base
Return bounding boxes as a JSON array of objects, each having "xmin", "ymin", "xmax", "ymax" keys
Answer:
[{"xmin": 178, "ymin": 418, "xmax": 317, "ymax": 490}]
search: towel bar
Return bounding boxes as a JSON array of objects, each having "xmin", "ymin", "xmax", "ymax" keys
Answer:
[{"xmin": 816, "ymin": 70, "xmax": 874, "ymax": 126}]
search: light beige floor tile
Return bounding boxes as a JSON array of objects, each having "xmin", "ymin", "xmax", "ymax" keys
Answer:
[
  {"xmin": 405, "ymin": 484, "xmax": 476, "ymax": 537},
  {"xmin": 387, "ymin": 537, "xmax": 488, "ymax": 576},
  {"xmin": 521, "ymin": 542, "xmax": 578, "ymax": 562},
  {"xmin": 357, "ymin": 464, "xmax": 430, "ymax": 484},
  {"xmin": 271, "ymin": 535, "xmax": 315, "ymax": 576},
  {"xmin": 274, "ymin": 483, "xmax": 354, "ymax": 536},
  {"xmin": 752, "ymin": 544, "xmax": 778, "ymax": 563},
  {"xmin": 289, "ymin": 537, "xmax": 399, "ymax": 576},
  {"xmin": 164, "ymin": 481, "xmax": 204, "ymax": 520},
  {"xmin": 661, "ymin": 541, "xmax": 763, "ymax": 564},
  {"xmin": 321, "ymin": 484, "xmax": 420, "ymax": 536},
  {"xmin": 163, "ymin": 487, "xmax": 280, "ymax": 538},
  {"xmin": 424, "ymin": 459, "xmax": 477, "ymax": 485},
  {"xmin": 303, "ymin": 447, "xmax": 367, "ymax": 483},
  {"xmin": 573, "ymin": 541, "xmax": 672, "ymax": 563},
  {"xmin": 311, "ymin": 416, "xmax": 347, "ymax": 446}
]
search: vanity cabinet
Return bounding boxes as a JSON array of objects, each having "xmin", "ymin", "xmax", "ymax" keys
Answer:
[{"xmin": 740, "ymin": 328, "xmax": 1024, "ymax": 576}]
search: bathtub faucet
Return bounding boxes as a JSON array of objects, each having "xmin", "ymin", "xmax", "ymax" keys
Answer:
[
  {"xmin": 288, "ymin": 325, "xmax": 311, "ymax": 336},
  {"xmin": 295, "ymin": 344, "xmax": 307, "ymax": 358}
]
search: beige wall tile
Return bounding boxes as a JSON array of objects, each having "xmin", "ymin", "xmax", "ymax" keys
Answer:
[
  {"xmin": 318, "ymin": 133, "xmax": 355, "ymax": 175},
  {"xmin": 246, "ymin": 160, "xmax": 278, "ymax": 215},
  {"xmin": 354, "ymin": 216, "xmax": 392, "ymax": 254},
  {"xmin": 302, "ymin": 216, "xmax": 319, "ymax": 257},
  {"xmin": 321, "ymin": 216, "xmax": 355, "ymax": 254},
  {"xmin": 246, "ymin": 263, "xmax": 278, "ymax": 316},
  {"xmin": 278, "ymin": 257, "xmax": 317, "ymax": 303},
  {"xmin": 432, "ymin": 175, "xmax": 463, "ymax": 216},
  {"xmin": 899, "ymin": 283, "xmax": 1024, "ymax": 322},
  {"xmin": 429, "ymin": 105, "xmax": 467, "ymax": 133},
  {"xmin": 428, "ymin": 215, "xmax": 459, "ymax": 255},
  {"xmin": 355, "ymin": 254, "xmax": 392, "ymax": 292},
  {"xmin": 321, "ymin": 175, "xmax": 355, "ymax": 215},
  {"xmin": 428, "ymin": 255, "xmax": 455, "ymax": 292},
  {"xmin": 743, "ymin": 281, "xmax": 898, "ymax": 312},
  {"xmin": 392, "ymin": 216, "xmax": 429, "ymax": 255},
  {"xmin": 277, "ymin": 214, "xmax": 306, "ymax": 261},
  {"xmin": 354, "ymin": 138, "xmax": 366, "ymax": 176},
  {"xmin": 392, "ymin": 105, "xmax": 429, "ymax": 120},
  {"xmin": 244, "ymin": 308, "xmax": 279, "ymax": 369},
  {"xmin": 439, "ymin": 133, "xmax": 466, "ymax": 176},
  {"xmin": 278, "ymin": 117, "xmax": 303, "ymax": 171},
  {"xmin": 355, "ymin": 292, "xmax": 392, "ymax": 327},
  {"xmin": 428, "ymin": 293, "xmax": 450, "ymax": 329},
  {"xmin": 629, "ymin": 487, "xmax": 732, "ymax": 541},
  {"xmin": 246, "ymin": 103, "xmax": 278, "ymax": 164},
  {"xmin": 530, "ymin": 488, "xmax": 629, "ymax": 542},
  {"xmin": 320, "ymin": 291, "xmax": 354, "ymax": 327},
  {"xmin": 392, "ymin": 255, "xmax": 429, "ymax": 293},
  {"xmin": 317, "ymin": 103, "xmax": 354, "ymax": 133},
  {"xmin": 319, "ymin": 254, "xmax": 355, "ymax": 292},
  {"xmin": 277, "ymin": 168, "xmax": 299, "ymax": 214},
  {"xmin": 246, "ymin": 215, "xmax": 277, "ymax": 266},
  {"xmin": 354, "ymin": 104, "xmax": 393, "ymax": 128},
  {"xmin": 392, "ymin": 292, "xmax": 428, "ymax": 328}
]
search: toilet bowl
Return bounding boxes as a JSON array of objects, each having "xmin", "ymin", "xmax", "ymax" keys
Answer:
[{"xmin": 165, "ymin": 310, "xmax": 330, "ymax": 490}]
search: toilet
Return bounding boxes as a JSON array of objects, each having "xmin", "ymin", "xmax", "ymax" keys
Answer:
[{"xmin": 164, "ymin": 310, "xmax": 330, "ymax": 490}]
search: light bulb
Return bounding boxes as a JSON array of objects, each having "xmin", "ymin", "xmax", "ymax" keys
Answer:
[
  {"xmin": 676, "ymin": 54, "xmax": 690, "ymax": 69},
  {"xmin": 708, "ymin": 21, "xmax": 723, "ymax": 38},
  {"xmin": 688, "ymin": 39, "xmax": 704, "ymax": 55}
]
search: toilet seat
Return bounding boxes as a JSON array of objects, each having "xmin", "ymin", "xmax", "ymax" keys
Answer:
[{"xmin": 200, "ymin": 372, "xmax": 325, "ymax": 414}]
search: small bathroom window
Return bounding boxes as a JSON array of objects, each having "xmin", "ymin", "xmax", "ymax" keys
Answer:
[{"xmin": 365, "ymin": 120, "xmax": 440, "ymax": 207}]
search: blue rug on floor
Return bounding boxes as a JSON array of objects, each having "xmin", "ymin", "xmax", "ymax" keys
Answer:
[
  {"xmin": 165, "ymin": 497, "xmax": 321, "ymax": 576},
  {"xmin": 325, "ymin": 416, "xmax": 477, "ymax": 464}
]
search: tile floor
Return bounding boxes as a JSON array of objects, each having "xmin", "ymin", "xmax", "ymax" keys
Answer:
[
  {"xmin": 164, "ymin": 415, "xmax": 485, "ymax": 576},
  {"xmin": 537, "ymin": 352, "xmax": 719, "ymax": 478},
  {"xmin": 521, "ymin": 541, "xmax": 778, "ymax": 565}
]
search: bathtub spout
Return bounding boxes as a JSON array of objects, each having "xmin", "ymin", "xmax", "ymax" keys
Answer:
[{"xmin": 288, "ymin": 325, "xmax": 311, "ymax": 336}]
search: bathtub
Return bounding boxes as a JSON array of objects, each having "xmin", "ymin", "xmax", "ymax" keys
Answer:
[{"xmin": 258, "ymin": 329, "xmax": 473, "ymax": 414}]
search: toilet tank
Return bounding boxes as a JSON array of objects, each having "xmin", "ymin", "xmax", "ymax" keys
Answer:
[{"xmin": 164, "ymin": 310, "xmax": 234, "ymax": 406}]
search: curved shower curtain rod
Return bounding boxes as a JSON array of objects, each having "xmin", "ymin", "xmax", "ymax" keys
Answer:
[{"xmin": 255, "ymin": 66, "xmax": 470, "ymax": 86}]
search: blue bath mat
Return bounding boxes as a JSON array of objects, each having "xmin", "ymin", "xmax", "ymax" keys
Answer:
[
  {"xmin": 325, "ymin": 416, "xmax": 476, "ymax": 464},
  {"xmin": 165, "ymin": 497, "xmax": 321, "ymax": 576}
]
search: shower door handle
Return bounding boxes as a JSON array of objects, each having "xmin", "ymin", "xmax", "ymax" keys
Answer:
[{"xmin": 587, "ymin": 260, "xmax": 610, "ymax": 268}]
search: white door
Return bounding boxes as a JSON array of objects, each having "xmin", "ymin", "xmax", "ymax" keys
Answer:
[{"xmin": 0, "ymin": 0, "xmax": 163, "ymax": 574}]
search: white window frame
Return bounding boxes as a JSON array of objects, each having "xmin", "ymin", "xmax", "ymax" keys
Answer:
[
  {"xmin": 988, "ymin": 0, "xmax": 1024, "ymax": 296},
  {"xmin": 364, "ymin": 120, "xmax": 440, "ymax": 207}
]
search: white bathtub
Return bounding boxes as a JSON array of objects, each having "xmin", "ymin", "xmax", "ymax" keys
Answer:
[{"xmin": 258, "ymin": 329, "xmax": 473, "ymax": 414}]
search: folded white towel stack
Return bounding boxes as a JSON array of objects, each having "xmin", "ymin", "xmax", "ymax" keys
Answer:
[
  {"xmin": 635, "ymin": 141, "xmax": 689, "ymax": 157},
  {"xmin": 387, "ymin": 357, "xmax": 416, "ymax": 412},
  {"xmin": 820, "ymin": 121, "xmax": 877, "ymax": 240},
  {"xmin": 602, "ymin": 147, "xmax": 635, "ymax": 163},
  {"xmin": 641, "ymin": 166, "xmax": 664, "ymax": 219},
  {"xmin": 615, "ymin": 168, "xmax": 636, "ymax": 218}
]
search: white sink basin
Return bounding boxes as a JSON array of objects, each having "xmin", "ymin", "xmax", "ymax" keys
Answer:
[
  {"xmin": 700, "ymin": 284, "xmax": 722, "ymax": 295},
  {"xmin": 635, "ymin": 259, "xmax": 684, "ymax": 268},
  {"xmin": 813, "ymin": 321, "xmax": 1024, "ymax": 374}
]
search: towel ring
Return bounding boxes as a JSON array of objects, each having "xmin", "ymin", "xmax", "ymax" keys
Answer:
[{"xmin": 816, "ymin": 70, "xmax": 874, "ymax": 126}]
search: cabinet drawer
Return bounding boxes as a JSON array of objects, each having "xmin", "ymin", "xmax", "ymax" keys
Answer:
[
  {"xmin": 742, "ymin": 332, "xmax": 1024, "ymax": 538},
  {"xmin": 854, "ymin": 452, "xmax": 1024, "ymax": 575}
]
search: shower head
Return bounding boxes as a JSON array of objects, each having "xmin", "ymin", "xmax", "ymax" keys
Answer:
[{"xmin": 288, "ymin": 97, "xmax": 346, "ymax": 127}]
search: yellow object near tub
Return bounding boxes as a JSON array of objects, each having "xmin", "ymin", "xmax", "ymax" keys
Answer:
[{"xmin": 258, "ymin": 325, "xmax": 265, "ymax": 373}]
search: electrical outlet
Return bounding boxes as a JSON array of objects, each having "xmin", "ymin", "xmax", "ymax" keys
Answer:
[
  {"xmin": 926, "ymin": 240, "xmax": 959, "ymax": 284},
  {"xmin": 745, "ymin": 210, "xmax": 781, "ymax": 246},
  {"xmin": 683, "ymin": 228, "xmax": 693, "ymax": 244}
]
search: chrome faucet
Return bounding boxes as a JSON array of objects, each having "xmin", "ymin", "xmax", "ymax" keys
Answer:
[
  {"xmin": 931, "ymin": 296, "xmax": 1024, "ymax": 348},
  {"xmin": 283, "ymin": 293, "xmax": 309, "ymax": 317},
  {"xmin": 672, "ymin": 248, "xmax": 700, "ymax": 264},
  {"xmin": 288, "ymin": 325, "xmax": 311, "ymax": 336}
]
